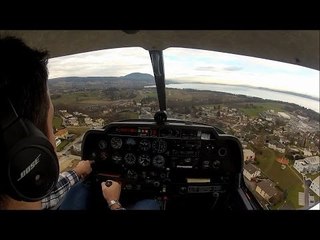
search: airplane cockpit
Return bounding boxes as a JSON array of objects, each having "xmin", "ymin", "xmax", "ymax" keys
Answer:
[
  {"xmin": 1, "ymin": 30, "xmax": 318, "ymax": 211},
  {"xmin": 83, "ymin": 119, "xmax": 250, "ymax": 209},
  {"xmin": 80, "ymin": 50, "xmax": 261, "ymax": 210}
]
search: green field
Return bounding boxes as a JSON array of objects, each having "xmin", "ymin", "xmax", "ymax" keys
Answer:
[
  {"xmin": 239, "ymin": 102, "xmax": 285, "ymax": 117},
  {"xmin": 145, "ymin": 90, "xmax": 157, "ymax": 98},
  {"xmin": 52, "ymin": 90, "xmax": 108, "ymax": 105},
  {"xmin": 256, "ymin": 148, "xmax": 304, "ymax": 209},
  {"xmin": 56, "ymin": 139, "xmax": 69, "ymax": 152},
  {"xmin": 67, "ymin": 126, "xmax": 90, "ymax": 136},
  {"xmin": 117, "ymin": 111, "xmax": 139, "ymax": 120},
  {"xmin": 167, "ymin": 89, "xmax": 194, "ymax": 101},
  {"xmin": 53, "ymin": 116, "xmax": 63, "ymax": 129},
  {"xmin": 306, "ymin": 173, "xmax": 320, "ymax": 181}
]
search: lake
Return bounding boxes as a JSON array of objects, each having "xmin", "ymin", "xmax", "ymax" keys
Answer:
[{"xmin": 163, "ymin": 83, "xmax": 319, "ymax": 113}]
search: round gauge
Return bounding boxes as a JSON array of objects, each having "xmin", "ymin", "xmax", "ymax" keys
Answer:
[
  {"xmin": 126, "ymin": 169, "xmax": 138, "ymax": 180},
  {"xmin": 139, "ymin": 139, "xmax": 151, "ymax": 151},
  {"xmin": 100, "ymin": 152, "xmax": 107, "ymax": 160},
  {"xmin": 98, "ymin": 139, "xmax": 107, "ymax": 150},
  {"xmin": 152, "ymin": 139, "xmax": 167, "ymax": 153},
  {"xmin": 126, "ymin": 138, "xmax": 136, "ymax": 146},
  {"xmin": 111, "ymin": 154, "xmax": 122, "ymax": 164},
  {"xmin": 124, "ymin": 153, "xmax": 136, "ymax": 165},
  {"xmin": 152, "ymin": 155, "xmax": 165, "ymax": 168},
  {"xmin": 110, "ymin": 137, "xmax": 122, "ymax": 149},
  {"xmin": 138, "ymin": 154, "xmax": 151, "ymax": 167}
]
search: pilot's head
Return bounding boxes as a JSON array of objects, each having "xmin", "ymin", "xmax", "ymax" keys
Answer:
[{"xmin": 0, "ymin": 36, "xmax": 57, "ymax": 209}]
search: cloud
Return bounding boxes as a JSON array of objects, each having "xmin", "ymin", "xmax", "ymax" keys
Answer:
[
  {"xmin": 223, "ymin": 66, "xmax": 242, "ymax": 71},
  {"xmin": 48, "ymin": 47, "xmax": 319, "ymax": 98},
  {"xmin": 48, "ymin": 47, "xmax": 153, "ymax": 79},
  {"xmin": 195, "ymin": 66, "xmax": 242, "ymax": 72},
  {"xmin": 196, "ymin": 66, "xmax": 218, "ymax": 71}
]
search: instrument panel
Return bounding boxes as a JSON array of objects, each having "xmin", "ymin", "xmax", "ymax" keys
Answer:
[{"xmin": 82, "ymin": 120, "xmax": 243, "ymax": 200}]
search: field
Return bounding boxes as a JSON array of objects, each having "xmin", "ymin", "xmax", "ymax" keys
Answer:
[
  {"xmin": 256, "ymin": 148, "xmax": 305, "ymax": 208},
  {"xmin": 52, "ymin": 90, "xmax": 109, "ymax": 105},
  {"xmin": 67, "ymin": 126, "xmax": 90, "ymax": 136},
  {"xmin": 238, "ymin": 102, "xmax": 286, "ymax": 117},
  {"xmin": 117, "ymin": 111, "xmax": 139, "ymax": 120},
  {"xmin": 56, "ymin": 140, "xmax": 70, "ymax": 152},
  {"xmin": 53, "ymin": 116, "xmax": 63, "ymax": 129}
]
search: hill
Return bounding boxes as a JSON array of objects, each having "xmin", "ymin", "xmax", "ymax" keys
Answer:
[{"xmin": 49, "ymin": 73, "xmax": 155, "ymax": 90}]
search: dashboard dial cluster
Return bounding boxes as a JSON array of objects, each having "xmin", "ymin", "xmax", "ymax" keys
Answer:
[{"xmin": 82, "ymin": 121, "xmax": 242, "ymax": 196}]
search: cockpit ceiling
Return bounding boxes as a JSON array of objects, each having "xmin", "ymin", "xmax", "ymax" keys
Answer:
[{"xmin": 1, "ymin": 30, "xmax": 319, "ymax": 70}]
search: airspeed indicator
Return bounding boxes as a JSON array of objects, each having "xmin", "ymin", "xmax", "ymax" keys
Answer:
[{"xmin": 152, "ymin": 139, "xmax": 167, "ymax": 153}]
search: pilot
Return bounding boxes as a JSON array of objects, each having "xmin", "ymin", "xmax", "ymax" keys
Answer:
[
  {"xmin": 0, "ymin": 36, "xmax": 94, "ymax": 210},
  {"xmin": 0, "ymin": 36, "xmax": 159, "ymax": 210}
]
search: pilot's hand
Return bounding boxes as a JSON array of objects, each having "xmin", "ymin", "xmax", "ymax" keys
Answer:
[
  {"xmin": 73, "ymin": 160, "xmax": 93, "ymax": 179},
  {"xmin": 101, "ymin": 180, "xmax": 122, "ymax": 205}
]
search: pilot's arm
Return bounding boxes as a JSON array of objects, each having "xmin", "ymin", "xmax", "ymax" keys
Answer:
[
  {"xmin": 41, "ymin": 160, "xmax": 92, "ymax": 209},
  {"xmin": 101, "ymin": 180, "xmax": 124, "ymax": 210}
]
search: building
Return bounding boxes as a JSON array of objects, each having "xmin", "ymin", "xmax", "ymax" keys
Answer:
[
  {"xmin": 267, "ymin": 141, "xmax": 285, "ymax": 153},
  {"xmin": 297, "ymin": 115, "xmax": 309, "ymax": 121},
  {"xmin": 243, "ymin": 163, "xmax": 261, "ymax": 181},
  {"xmin": 55, "ymin": 137, "xmax": 61, "ymax": 147},
  {"xmin": 303, "ymin": 149, "xmax": 312, "ymax": 157},
  {"xmin": 84, "ymin": 117, "xmax": 93, "ymax": 125},
  {"xmin": 54, "ymin": 128, "xmax": 69, "ymax": 140},
  {"xmin": 294, "ymin": 156, "xmax": 320, "ymax": 174},
  {"xmin": 243, "ymin": 149, "xmax": 255, "ymax": 162},
  {"xmin": 72, "ymin": 142, "xmax": 82, "ymax": 155},
  {"xmin": 68, "ymin": 117, "xmax": 79, "ymax": 126},
  {"xmin": 310, "ymin": 176, "xmax": 320, "ymax": 197},
  {"xmin": 277, "ymin": 112, "xmax": 290, "ymax": 120},
  {"xmin": 255, "ymin": 179, "xmax": 279, "ymax": 203},
  {"xmin": 305, "ymin": 156, "xmax": 320, "ymax": 172},
  {"xmin": 241, "ymin": 141, "xmax": 248, "ymax": 148}
]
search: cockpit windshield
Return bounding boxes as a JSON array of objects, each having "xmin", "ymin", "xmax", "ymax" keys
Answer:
[{"xmin": 48, "ymin": 46, "xmax": 319, "ymax": 210}]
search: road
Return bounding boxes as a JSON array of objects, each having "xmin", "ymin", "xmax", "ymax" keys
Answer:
[
  {"xmin": 303, "ymin": 175, "xmax": 310, "ymax": 208},
  {"xmin": 56, "ymin": 134, "xmax": 83, "ymax": 172},
  {"xmin": 58, "ymin": 153, "xmax": 81, "ymax": 172},
  {"xmin": 56, "ymin": 134, "xmax": 83, "ymax": 157}
]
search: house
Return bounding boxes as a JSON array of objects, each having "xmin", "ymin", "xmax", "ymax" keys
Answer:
[
  {"xmin": 68, "ymin": 117, "xmax": 79, "ymax": 126},
  {"xmin": 303, "ymin": 149, "xmax": 312, "ymax": 157},
  {"xmin": 72, "ymin": 142, "xmax": 82, "ymax": 155},
  {"xmin": 294, "ymin": 156, "xmax": 320, "ymax": 174},
  {"xmin": 309, "ymin": 176, "xmax": 320, "ymax": 197},
  {"xmin": 243, "ymin": 163, "xmax": 261, "ymax": 181},
  {"xmin": 55, "ymin": 137, "xmax": 61, "ymax": 147},
  {"xmin": 54, "ymin": 128, "xmax": 69, "ymax": 140},
  {"xmin": 304, "ymin": 156, "xmax": 320, "ymax": 173},
  {"xmin": 267, "ymin": 140, "xmax": 285, "ymax": 153},
  {"xmin": 255, "ymin": 179, "xmax": 279, "ymax": 202},
  {"xmin": 84, "ymin": 117, "xmax": 93, "ymax": 125},
  {"xmin": 243, "ymin": 149, "xmax": 255, "ymax": 162},
  {"xmin": 277, "ymin": 112, "xmax": 290, "ymax": 120}
]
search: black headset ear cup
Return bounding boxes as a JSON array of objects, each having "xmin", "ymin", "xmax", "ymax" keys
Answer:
[{"xmin": 5, "ymin": 120, "xmax": 59, "ymax": 202}]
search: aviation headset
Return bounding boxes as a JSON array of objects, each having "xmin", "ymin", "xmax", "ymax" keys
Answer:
[{"xmin": 0, "ymin": 96, "xmax": 59, "ymax": 202}]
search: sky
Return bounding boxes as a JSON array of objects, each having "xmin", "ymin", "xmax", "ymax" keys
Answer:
[{"xmin": 48, "ymin": 47, "xmax": 319, "ymax": 99}]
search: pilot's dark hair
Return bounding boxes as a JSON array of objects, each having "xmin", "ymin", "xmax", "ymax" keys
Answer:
[{"xmin": 0, "ymin": 36, "xmax": 50, "ymax": 207}]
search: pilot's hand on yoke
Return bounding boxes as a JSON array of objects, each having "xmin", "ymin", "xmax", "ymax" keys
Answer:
[
  {"xmin": 101, "ymin": 180, "xmax": 123, "ymax": 210},
  {"xmin": 73, "ymin": 160, "xmax": 93, "ymax": 180}
]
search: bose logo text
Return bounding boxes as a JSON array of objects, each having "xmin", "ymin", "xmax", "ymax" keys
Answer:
[{"xmin": 17, "ymin": 154, "xmax": 41, "ymax": 182}]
